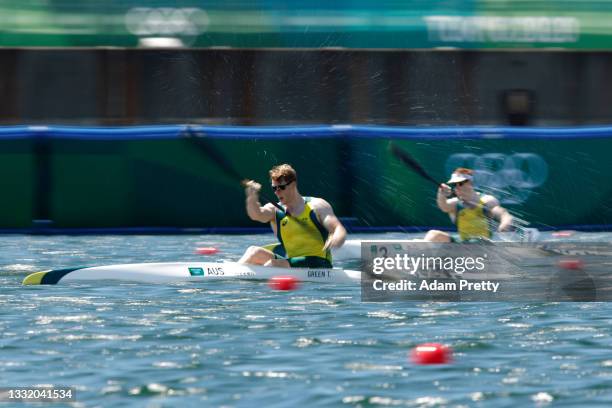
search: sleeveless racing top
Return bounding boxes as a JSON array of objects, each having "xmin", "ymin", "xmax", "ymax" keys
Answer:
[
  {"xmin": 455, "ymin": 193, "xmax": 492, "ymax": 241},
  {"xmin": 275, "ymin": 197, "xmax": 332, "ymax": 262}
]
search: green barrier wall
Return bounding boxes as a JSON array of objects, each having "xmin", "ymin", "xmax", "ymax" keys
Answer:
[
  {"xmin": 48, "ymin": 137, "xmax": 346, "ymax": 228},
  {"xmin": 0, "ymin": 138, "xmax": 34, "ymax": 228},
  {"xmin": 350, "ymin": 136, "xmax": 612, "ymax": 229},
  {"xmin": 1, "ymin": 126, "xmax": 611, "ymax": 231}
]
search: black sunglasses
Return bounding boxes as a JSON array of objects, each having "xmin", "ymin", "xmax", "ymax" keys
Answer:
[
  {"xmin": 271, "ymin": 180, "xmax": 293, "ymax": 192},
  {"xmin": 452, "ymin": 180, "xmax": 469, "ymax": 188}
]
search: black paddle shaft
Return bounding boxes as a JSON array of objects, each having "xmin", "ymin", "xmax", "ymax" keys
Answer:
[
  {"xmin": 185, "ymin": 129, "xmax": 285, "ymax": 212},
  {"xmin": 389, "ymin": 142, "xmax": 441, "ymax": 187}
]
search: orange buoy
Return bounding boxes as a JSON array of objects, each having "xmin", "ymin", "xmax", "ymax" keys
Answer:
[
  {"xmin": 410, "ymin": 343, "xmax": 452, "ymax": 365},
  {"xmin": 195, "ymin": 247, "xmax": 219, "ymax": 255},
  {"xmin": 268, "ymin": 275, "xmax": 300, "ymax": 291}
]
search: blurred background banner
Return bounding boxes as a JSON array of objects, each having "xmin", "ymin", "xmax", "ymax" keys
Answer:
[{"xmin": 0, "ymin": 0, "xmax": 610, "ymax": 49}]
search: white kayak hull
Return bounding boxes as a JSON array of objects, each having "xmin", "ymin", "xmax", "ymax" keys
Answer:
[{"xmin": 23, "ymin": 262, "xmax": 361, "ymax": 285}]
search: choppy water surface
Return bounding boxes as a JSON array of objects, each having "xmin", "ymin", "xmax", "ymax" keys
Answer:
[{"xmin": 1, "ymin": 232, "xmax": 612, "ymax": 407}]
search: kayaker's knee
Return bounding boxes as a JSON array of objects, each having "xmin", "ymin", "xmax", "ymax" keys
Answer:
[
  {"xmin": 265, "ymin": 258, "xmax": 290, "ymax": 268},
  {"xmin": 424, "ymin": 230, "xmax": 451, "ymax": 242},
  {"xmin": 244, "ymin": 246, "xmax": 260, "ymax": 256},
  {"xmin": 239, "ymin": 246, "xmax": 271, "ymax": 264}
]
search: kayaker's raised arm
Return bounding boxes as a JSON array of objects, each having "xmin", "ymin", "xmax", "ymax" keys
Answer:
[
  {"xmin": 436, "ymin": 183, "xmax": 456, "ymax": 214},
  {"xmin": 244, "ymin": 180, "xmax": 276, "ymax": 223}
]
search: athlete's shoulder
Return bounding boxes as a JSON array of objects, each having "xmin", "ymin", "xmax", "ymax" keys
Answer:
[
  {"xmin": 307, "ymin": 196, "xmax": 331, "ymax": 208},
  {"xmin": 480, "ymin": 194, "xmax": 500, "ymax": 208},
  {"xmin": 307, "ymin": 197, "xmax": 335, "ymax": 220}
]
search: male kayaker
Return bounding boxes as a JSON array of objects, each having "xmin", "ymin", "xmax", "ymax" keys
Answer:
[
  {"xmin": 238, "ymin": 164, "xmax": 346, "ymax": 267},
  {"xmin": 424, "ymin": 167, "xmax": 514, "ymax": 242}
]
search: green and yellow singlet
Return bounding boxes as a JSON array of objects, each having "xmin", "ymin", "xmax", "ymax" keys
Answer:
[
  {"xmin": 273, "ymin": 197, "xmax": 332, "ymax": 268},
  {"xmin": 455, "ymin": 194, "xmax": 492, "ymax": 241}
]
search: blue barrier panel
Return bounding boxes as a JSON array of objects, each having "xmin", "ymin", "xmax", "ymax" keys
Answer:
[
  {"xmin": 43, "ymin": 125, "xmax": 187, "ymax": 140},
  {"xmin": 0, "ymin": 125, "xmax": 610, "ymax": 233}
]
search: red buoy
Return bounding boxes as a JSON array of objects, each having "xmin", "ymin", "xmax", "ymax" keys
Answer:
[
  {"xmin": 410, "ymin": 343, "xmax": 452, "ymax": 365},
  {"xmin": 558, "ymin": 258, "xmax": 584, "ymax": 270},
  {"xmin": 195, "ymin": 247, "xmax": 219, "ymax": 255},
  {"xmin": 268, "ymin": 276, "xmax": 300, "ymax": 291}
]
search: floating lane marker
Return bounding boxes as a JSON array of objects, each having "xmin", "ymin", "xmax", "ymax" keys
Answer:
[
  {"xmin": 552, "ymin": 230, "xmax": 576, "ymax": 238},
  {"xmin": 557, "ymin": 258, "xmax": 584, "ymax": 270},
  {"xmin": 195, "ymin": 247, "xmax": 219, "ymax": 255},
  {"xmin": 268, "ymin": 275, "xmax": 300, "ymax": 291},
  {"xmin": 410, "ymin": 343, "xmax": 453, "ymax": 365}
]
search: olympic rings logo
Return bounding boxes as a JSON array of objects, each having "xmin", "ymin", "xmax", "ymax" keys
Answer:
[
  {"xmin": 445, "ymin": 153, "xmax": 548, "ymax": 204},
  {"xmin": 125, "ymin": 7, "xmax": 209, "ymax": 38}
]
